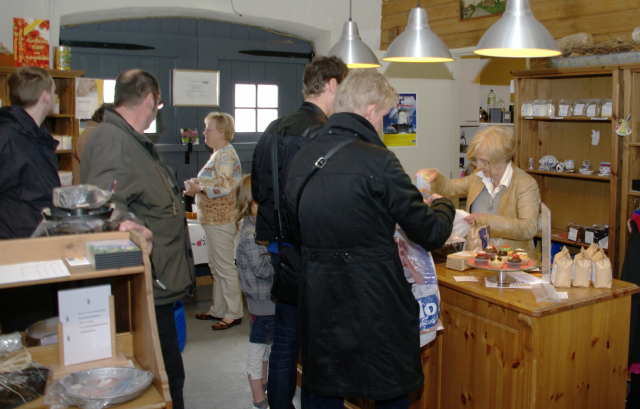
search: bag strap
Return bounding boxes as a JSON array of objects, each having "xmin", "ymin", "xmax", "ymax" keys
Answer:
[
  {"xmin": 271, "ymin": 119, "xmax": 285, "ymax": 248},
  {"xmin": 294, "ymin": 138, "xmax": 358, "ymax": 223}
]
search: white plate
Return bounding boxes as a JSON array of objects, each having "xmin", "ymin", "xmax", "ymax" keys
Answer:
[
  {"xmin": 597, "ymin": 173, "xmax": 610, "ymax": 177},
  {"xmin": 579, "ymin": 170, "xmax": 594, "ymax": 174}
]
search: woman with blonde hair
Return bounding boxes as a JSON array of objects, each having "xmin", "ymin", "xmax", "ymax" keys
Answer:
[
  {"xmin": 416, "ymin": 125, "xmax": 541, "ymax": 256},
  {"xmin": 185, "ymin": 112, "xmax": 244, "ymax": 330},
  {"xmin": 285, "ymin": 69, "xmax": 455, "ymax": 408}
]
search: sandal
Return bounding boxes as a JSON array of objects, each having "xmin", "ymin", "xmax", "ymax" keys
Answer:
[
  {"xmin": 212, "ymin": 318, "xmax": 242, "ymax": 330},
  {"xmin": 195, "ymin": 312, "xmax": 222, "ymax": 321}
]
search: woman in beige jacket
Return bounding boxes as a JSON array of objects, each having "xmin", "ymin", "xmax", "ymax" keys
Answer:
[{"xmin": 417, "ymin": 126, "xmax": 540, "ymax": 257}]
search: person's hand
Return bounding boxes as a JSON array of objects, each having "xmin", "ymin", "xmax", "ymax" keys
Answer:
[
  {"xmin": 629, "ymin": 219, "xmax": 633, "ymax": 234},
  {"xmin": 425, "ymin": 193, "xmax": 443, "ymax": 205},
  {"xmin": 414, "ymin": 168, "xmax": 439, "ymax": 182},
  {"xmin": 463, "ymin": 213, "xmax": 486, "ymax": 225},
  {"xmin": 184, "ymin": 178, "xmax": 201, "ymax": 196},
  {"xmin": 119, "ymin": 220, "xmax": 153, "ymax": 254}
]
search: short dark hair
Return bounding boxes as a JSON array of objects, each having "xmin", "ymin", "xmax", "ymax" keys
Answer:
[
  {"xmin": 8, "ymin": 66, "xmax": 53, "ymax": 108},
  {"xmin": 114, "ymin": 69, "xmax": 160, "ymax": 109},
  {"xmin": 91, "ymin": 103, "xmax": 112, "ymax": 122},
  {"xmin": 302, "ymin": 56, "xmax": 349, "ymax": 98}
]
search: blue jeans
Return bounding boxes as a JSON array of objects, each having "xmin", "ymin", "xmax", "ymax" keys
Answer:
[
  {"xmin": 155, "ymin": 303, "xmax": 185, "ymax": 409},
  {"xmin": 267, "ymin": 301, "xmax": 299, "ymax": 409},
  {"xmin": 306, "ymin": 393, "xmax": 409, "ymax": 409}
]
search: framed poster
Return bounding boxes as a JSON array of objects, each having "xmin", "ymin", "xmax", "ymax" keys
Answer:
[
  {"xmin": 460, "ymin": 0, "xmax": 506, "ymax": 20},
  {"xmin": 172, "ymin": 69, "xmax": 219, "ymax": 107},
  {"xmin": 383, "ymin": 93, "xmax": 417, "ymax": 147}
]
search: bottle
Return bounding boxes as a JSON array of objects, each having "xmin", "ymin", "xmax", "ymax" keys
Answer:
[
  {"xmin": 479, "ymin": 107, "xmax": 484, "ymax": 123},
  {"xmin": 497, "ymin": 97, "xmax": 505, "ymax": 111},
  {"xmin": 487, "ymin": 90, "xmax": 496, "ymax": 109}
]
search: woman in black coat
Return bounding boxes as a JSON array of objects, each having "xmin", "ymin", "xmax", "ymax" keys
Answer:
[{"xmin": 285, "ymin": 69, "xmax": 455, "ymax": 408}]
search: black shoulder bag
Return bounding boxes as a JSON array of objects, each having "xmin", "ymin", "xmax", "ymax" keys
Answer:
[{"xmin": 270, "ymin": 132, "xmax": 356, "ymax": 305}]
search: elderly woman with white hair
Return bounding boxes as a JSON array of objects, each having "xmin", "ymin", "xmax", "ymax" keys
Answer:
[
  {"xmin": 285, "ymin": 69, "xmax": 455, "ymax": 408},
  {"xmin": 416, "ymin": 126, "xmax": 541, "ymax": 257}
]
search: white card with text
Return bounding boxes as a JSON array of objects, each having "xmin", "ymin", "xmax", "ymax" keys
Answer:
[{"xmin": 58, "ymin": 284, "xmax": 112, "ymax": 366}]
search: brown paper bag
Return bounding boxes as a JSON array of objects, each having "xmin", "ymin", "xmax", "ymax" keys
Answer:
[
  {"xmin": 585, "ymin": 242, "xmax": 598, "ymax": 259},
  {"xmin": 552, "ymin": 246, "xmax": 573, "ymax": 288},
  {"xmin": 466, "ymin": 221, "xmax": 490, "ymax": 252},
  {"xmin": 572, "ymin": 247, "xmax": 592, "ymax": 287},
  {"xmin": 592, "ymin": 248, "xmax": 612, "ymax": 289}
]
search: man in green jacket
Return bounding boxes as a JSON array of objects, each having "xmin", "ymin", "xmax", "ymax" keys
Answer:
[{"xmin": 81, "ymin": 69, "xmax": 195, "ymax": 409}]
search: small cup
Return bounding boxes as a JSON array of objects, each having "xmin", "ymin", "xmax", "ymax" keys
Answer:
[
  {"xmin": 582, "ymin": 160, "xmax": 591, "ymax": 170},
  {"xmin": 599, "ymin": 163, "xmax": 611, "ymax": 176},
  {"xmin": 556, "ymin": 162, "xmax": 565, "ymax": 172},
  {"xmin": 564, "ymin": 159, "xmax": 575, "ymax": 170}
]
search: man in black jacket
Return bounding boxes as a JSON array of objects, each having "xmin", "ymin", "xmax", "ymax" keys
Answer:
[
  {"xmin": 0, "ymin": 66, "xmax": 59, "ymax": 239},
  {"xmin": 251, "ymin": 55, "xmax": 348, "ymax": 409}
]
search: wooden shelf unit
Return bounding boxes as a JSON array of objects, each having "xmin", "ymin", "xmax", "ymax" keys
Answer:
[
  {"xmin": 0, "ymin": 67, "xmax": 84, "ymax": 173},
  {"xmin": 513, "ymin": 66, "xmax": 621, "ymax": 274},
  {"xmin": 0, "ymin": 231, "xmax": 170, "ymax": 409}
]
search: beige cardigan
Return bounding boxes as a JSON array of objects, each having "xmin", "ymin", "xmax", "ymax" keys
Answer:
[{"xmin": 431, "ymin": 162, "xmax": 541, "ymax": 257}]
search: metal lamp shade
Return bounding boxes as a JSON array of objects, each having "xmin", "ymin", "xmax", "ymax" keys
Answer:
[
  {"xmin": 328, "ymin": 20, "xmax": 381, "ymax": 68},
  {"xmin": 474, "ymin": 0, "xmax": 561, "ymax": 58},
  {"xmin": 382, "ymin": 7, "xmax": 453, "ymax": 63}
]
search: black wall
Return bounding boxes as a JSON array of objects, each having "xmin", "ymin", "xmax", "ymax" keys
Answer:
[{"xmin": 61, "ymin": 18, "xmax": 313, "ymax": 184}]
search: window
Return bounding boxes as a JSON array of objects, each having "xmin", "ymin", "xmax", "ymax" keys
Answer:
[
  {"xmin": 103, "ymin": 79, "xmax": 156, "ymax": 133},
  {"xmin": 235, "ymin": 84, "xmax": 278, "ymax": 132}
]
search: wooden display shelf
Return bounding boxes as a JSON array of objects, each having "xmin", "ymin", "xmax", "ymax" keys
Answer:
[
  {"xmin": 535, "ymin": 228, "xmax": 608, "ymax": 251},
  {"xmin": 50, "ymin": 114, "xmax": 75, "ymax": 118},
  {"xmin": 526, "ymin": 169, "xmax": 611, "ymax": 181},
  {"xmin": 0, "ymin": 231, "xmax": 171, "ymax": 409},
  {"xmin": 520, "ymin": 116, "xmax": 611, "ymax": 122}
]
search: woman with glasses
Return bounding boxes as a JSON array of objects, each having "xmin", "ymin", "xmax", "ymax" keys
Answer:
[
  {"xmin": 416, "ymin": 125, "xmax": 540, "ymax": 257},
  {"xmin": 185, "ymin": 112, "xmax": 244, "ymax": 330}
]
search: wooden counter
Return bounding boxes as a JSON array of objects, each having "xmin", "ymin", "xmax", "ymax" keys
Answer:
[{"xmin": 349, "ymin": 264, "xmax": 639, "ymax": 409}]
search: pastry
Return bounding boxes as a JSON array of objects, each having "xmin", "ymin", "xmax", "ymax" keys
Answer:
[
  {"xmin": 507, "ymin": 255, "xmax": 522, "ymax": 269},
  {"xmin": 475, "ymin": 252, "xmax": 489, "ymax": 266},
  {"xmin": 501, "ymin": 244, "xmax": 513, "ymax": 255},
  {"xmin": 484, "ymin": 245, "xmax": 497, "ymax": 254},
  {"xmin": 515, "ymin": 251, "xmax": 529, "ymax": 262},
  {"xmin": 489, "ymin": 255, "xmax": 504, "ymax": 268},
  {"xmin": 498, "ymin": 250, "xmax": 508, "ymax": 257}
]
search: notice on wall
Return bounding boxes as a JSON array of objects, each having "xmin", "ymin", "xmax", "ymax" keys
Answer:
[
  {"xmin": 58, "ymin": 284, "xmax": 112, "ymax": 366},
  {"xmin": 383, "ymin": 93, "xmax": 417, "ymax": 147},
  {"xmin": 13, "ymin": 18, "xmax": 50, "ymax": 68},
  {"xmin": 76, "ymin": 78, "xmax": 104, "ymax": 119}
]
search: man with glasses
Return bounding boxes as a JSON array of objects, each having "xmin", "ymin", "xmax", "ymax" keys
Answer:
[{"xmin": 81, "ymin": 69, "xmax": 195, "ymax": 409}]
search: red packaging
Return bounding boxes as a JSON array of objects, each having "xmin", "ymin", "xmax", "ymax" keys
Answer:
[{"xmin": 13, "ymin": 18, "xmax": 50, "ymax": 68}]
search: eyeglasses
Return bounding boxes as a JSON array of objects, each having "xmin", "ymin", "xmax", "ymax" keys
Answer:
[
  {"xmin": 153, "ymin": 94, "xmax": 164, "ymax": 110},
  {"xmin": 474, "ymin": 158, "xmax": 491, "ymax": 167},
  {"xmin": 204, "ymin": 126, "xmax": 217, "ymax": 133}
]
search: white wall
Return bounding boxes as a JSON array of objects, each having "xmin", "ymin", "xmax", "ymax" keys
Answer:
[{"xmin": 0, "ymin": 0, "xmax": 381, "ymax": 56}]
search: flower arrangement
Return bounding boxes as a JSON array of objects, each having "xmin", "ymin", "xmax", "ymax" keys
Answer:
[{"xmin": 180, "ymin": 128, "xmax": 198, "ymax": 144}]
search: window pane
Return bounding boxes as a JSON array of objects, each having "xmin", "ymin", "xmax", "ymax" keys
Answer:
[
  {"xmin": 235, "ymin": 109, "xmax": 256, "ymax": 132},
  {"xmin": 257, "ymin": 85, "xmax": 278, "ymax": 108},
  {"xmin": 103, "ymin": 80, "xmax": 116, "ymax": 103},
  {"xmin": 235, "ymin": 84, "xmax": 256, "ymax": 108},
  {"xmin": 257, "ymin": 109, "xmax": 278, "ymax": 132},
  {"xmin": 144, "ymin": 119, "xmax": 156, "ymax": 134}
]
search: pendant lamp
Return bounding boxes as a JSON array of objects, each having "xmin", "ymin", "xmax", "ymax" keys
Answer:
[
  {"xmin": 327, "ymin": 0, "xmax": 381, "ymax": 68},
  {"xmin": 474, "ymin": 0, "xmax": 560, "ymax": 58},
  {"xmin": 382, "ymin": 2, "xmax": 453, "ymax": 63}
]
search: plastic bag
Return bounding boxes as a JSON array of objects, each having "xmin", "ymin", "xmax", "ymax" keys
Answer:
[
  {"xmin": 0, "ymin": 364, "xmax": 50, "ymax": 408},
  {"xmin": 0, "ymin": 333, "xmax": 22, "ymax": 354},
  {"xmin": 53, "ymin": 185, "xmax": 113, "ymax": 210},
  {"xmin": 446, "ymin": 209, "xmax": 470, "ymax": 245}
]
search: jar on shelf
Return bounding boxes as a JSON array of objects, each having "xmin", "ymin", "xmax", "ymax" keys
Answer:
[
  {"xmin": 558, "ymin": 99, "xmax": 573, "ymax": 117},
  {"xmin": 487, "ymin": 90, "xmax": 496, "ymax": 109},
  {"xmin": 572, "ymin": 99, "xmax": 587, "ymax": 116},
  {"xmin": 496, "ymin": 97, "xmax": 506, "ymax": 111},
  {"xmin": 601, "ymin": 98, "xmax": 613, "ymax": 118},
  {"xmin": 521, "ymin": 101, "xmax": 533, "ymax": 116},
  {"xmin": 586, "ymin": 99, "xmax": 601, "ymax": 117}
]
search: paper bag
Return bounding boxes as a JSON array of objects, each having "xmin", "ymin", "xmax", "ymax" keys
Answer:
[
  {"xmin": 585, "ymin": 242, "xmax": 598, "ymax": 259},
  {"xmin": 552, "ymin": 246, "xmax": 573, "ymax": 288},
  {"xmin": 571, "ymin": 247, "xmax": 592, "ymax": 287},
  {"xmin": 466, "ymin": 222, "xmax": 490, "ymax": 252},
  {"xmin": 592, "ymin": 248, "xmax": 612, "ymax": 289}
]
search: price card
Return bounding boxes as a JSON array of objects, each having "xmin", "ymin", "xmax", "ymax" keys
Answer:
[
  {"xmin": 521, "ymin": 104, "xmax": 532, "ymax": 116},
  {"xmin": 602, "ymin": 101, "xmax": 612, "ymax": 116},
  {"xmin": 558, "ymin": 105, "xmax": 570, "ymax": 117},
  {"xmin": 586, "ymin": 104, "xmax": 597, "ymax": 117},
  {"xmin": 568, "ymin": 228, "xmax": 578, "ymax": 241},
  {"xmin": 533, "ymin": 104, "xmax": 546, "ymax": 117},
  {"xmin": 573, "ymin": 103, "xmax": 585, "ymax": 116}
]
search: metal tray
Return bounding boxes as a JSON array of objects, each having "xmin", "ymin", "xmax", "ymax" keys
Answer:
[{"xmin": 59, "ymin": 367, "xmax": 153, "ymax": 407}]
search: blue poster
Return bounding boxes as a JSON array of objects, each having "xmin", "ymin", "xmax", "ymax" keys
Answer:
[{"xmin": 383, "ymin": 93, "xmax": 417, "ymax": 147}]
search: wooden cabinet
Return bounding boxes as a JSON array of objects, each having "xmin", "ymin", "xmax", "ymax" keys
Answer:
[
  {"xmin": 0, "ymin": 67, "xmax": 84, "ymax": 173},
  {"xmin": 512, "ymin": 66, "xmax": 621, "ymax": 271},
  {"xmin": 0, "ymin": 231, "xmax": 170, "ymax": 409}
]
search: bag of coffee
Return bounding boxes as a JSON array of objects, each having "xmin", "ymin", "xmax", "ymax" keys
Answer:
[
  {"xmin": 572, "ymin": 247, "xmax": 592, "ymax": 287},
  {"xmin": 551, "ymin": 246, "xmax": 573, "ymax": 288},
  {"xmin": 585, "ymin": 242, "xmax": 598, "ymax": 259},
  {"xmin": 592, "ymin": 248, "xmax": 612, "ymax": 289}
]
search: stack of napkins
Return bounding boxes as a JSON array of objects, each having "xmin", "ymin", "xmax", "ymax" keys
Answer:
[{"xmin": 85, "ymin": 239, "xmax": 143, "ymax": 270}]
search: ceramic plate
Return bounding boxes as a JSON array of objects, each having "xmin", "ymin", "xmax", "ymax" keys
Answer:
[
  {"xmin": 539, "ymin": 155, "xmax": 558, "ymax": 167},
  {"xmin": 597, "ymin": 173, "xmax": 610, "ymax": 177},
  {"xmin": 579, "ymin": 170, "xmax": 594, "ymax": 175}
]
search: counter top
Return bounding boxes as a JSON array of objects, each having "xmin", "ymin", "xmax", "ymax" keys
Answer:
[{"xmin": 436, "ymin": 264, "xmax": 640, "ymax": 317}]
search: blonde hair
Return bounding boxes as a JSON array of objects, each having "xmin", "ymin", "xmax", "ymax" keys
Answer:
[
  {"xmin": 334, "ymin": 69, "xmax": 398, "ymax": 116},
  {"xmin": 466, "ymin": 126, "xmax": 516, "ymax": 165},
  {"xmin": 205, "ymin": 112, "xmax": 235, "ymax": 142},
  {"xmin": 234, "ymin": 174, "xmax": 254, "ymax": 231}
]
